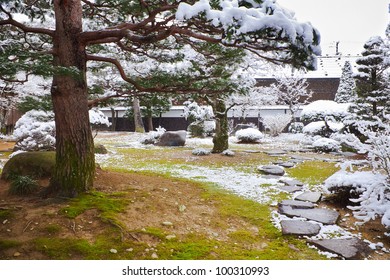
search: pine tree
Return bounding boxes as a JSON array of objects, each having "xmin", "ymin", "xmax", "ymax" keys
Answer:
[
  {"xmin": 334, "ymin": 61, "xmax": 357, "ymax": 103},
  {"xmin": 354, "ymin": 36, "xmax": 389, "ymax": 118}
]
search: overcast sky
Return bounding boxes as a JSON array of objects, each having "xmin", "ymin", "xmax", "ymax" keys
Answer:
[{"xmin": 277, "ymin": 0, "xmax": 390, "ymax": 56}]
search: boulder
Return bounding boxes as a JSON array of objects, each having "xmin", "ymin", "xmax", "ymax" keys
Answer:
[
  {"xmin": 156, "ymin": 131, "xmax": 187, "ymax": 146},
  {"xmin": 257, "ymin": 165, "xmax": 285, "ymax": 176},
  {"xmin": 1, "ymin": 151, "xmax": 55, "ymax": 180}
]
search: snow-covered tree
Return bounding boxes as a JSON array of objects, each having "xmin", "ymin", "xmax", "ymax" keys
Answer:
[
  {"xmin": 334, "ymin": 61, "xmax": 357, "ymax": 103},
  {"xmin": 271, "ymin": 73, "xmax": 312, "ymax": 119},
  {"xmin": 354, "ymin": 36, "xmax": 390, "ymax": 118},
  {"xmin": 0, "ymin": 0, "xmax": 320, "ymax": 196}
]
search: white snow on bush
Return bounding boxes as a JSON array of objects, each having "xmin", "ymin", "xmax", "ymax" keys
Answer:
[
  {"xmin": 312, "ymin": 137, "xmax": 340, "ymax": 152},
  {"xmin": 302, "ymin": 121, "xmax": 344, "ymax": 135},
  {"xmin": 89, "ymin": 108, "xmax": 111, "ymax": 127},
  {"xmin": 13, "ymin": 110, "xmax": 56, "ymax": 151},
  {"xmin": 235, "ymin": 127, "xmax": 263, "ymax": 143},
  {"xmin": 324, "ymin": 171, "xmax": 390, "ymax": 228},
  {"xmin": 301, "ymin": 100, "xmax": 351, "ymax": 122}
]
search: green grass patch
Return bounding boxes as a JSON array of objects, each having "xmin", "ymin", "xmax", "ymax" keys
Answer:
[
  {"xmin": 287, "ymin": 160, "xmax": 340, "ymax": 186},
  {"xmin": 44, "ymin": 224, "xmax": 62, "ymax": 235},
  {"xmin": 0, "ymin": 209, "xmax": 14, "ymax": 220}
]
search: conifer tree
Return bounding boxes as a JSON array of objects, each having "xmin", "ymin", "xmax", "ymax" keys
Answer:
[{"xmin": 334, "ymin": 61, "xmax": 357, "ymax": 103}]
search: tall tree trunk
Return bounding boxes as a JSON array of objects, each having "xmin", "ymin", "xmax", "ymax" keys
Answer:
[
  {"xmin": 133, "ymin": 97, "xmax": 145, "ymax": 133},
  {"xmin": 212, "ymin": 98, "xmax": 229, "ymax": 153},
  {"xmin": 49, "ymin": 0, "xmax": 95, "ymax": 197},
  {"xmin": 110, "ymin": 107, "xmax": 117, "ymax": 131},
  {"xmin": 147, "ymin": 115, "xmax": 154, "ymax": 132}
]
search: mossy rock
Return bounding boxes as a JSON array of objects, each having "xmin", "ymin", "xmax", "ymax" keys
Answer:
[
  {"xmin": 1, "ymin": 151, "xmax": 55, "ymax": 180},
  {"xmin": 94, "ymin": 144, "xmax": 108, "ymax": 154}
]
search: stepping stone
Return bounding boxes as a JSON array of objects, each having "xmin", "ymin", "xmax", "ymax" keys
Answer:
[
  {"xmin": 278, "ymin": 200, "xmax": 315, "ymax": 209},
  {"xmin": 290, "ymin": 155, "xmax": 313, "ymax": 161},
  {"xmin": 257, "ymin": 165, "xmax": 285, "ymax": 176},
  {"xmin": 278, "ymin": 205, "xmax": 339, "ymax": 225},
  {"xmin": 281, "ymin": 220, "xmax": 321, "ymax": 236},
  {"xmin": 265, "ymin": 150, "xmax": 287, "ymax": 156},
  {"xmin": 295, "ymin": 192, "xmax": 322, "ymax": 203},
  {"xmin": 308, "ymin": 238, "xmax": 372, "ymax": 260},
  {"xmin": 279, "ymin": 185, "xmax": 302, "ymax": 193},
  {"xmin": 279, "ymin": 178, "xmax": 304, "ymax": 186},
  {"xmin": 278, "ymin": 162, "xmax": 295, "ymax": 168}
]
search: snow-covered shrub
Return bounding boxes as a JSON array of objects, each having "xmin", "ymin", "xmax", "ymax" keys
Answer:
[
  {"xmin": 300, "ymin": 100, "xmax": 352, "ymax": 123},
  {"xmin": 14, "ymin": 109, "xmax": 112, "ymax": 151},
  {"xmin": 182, "ymin": 101, "xmax": 214, "ymax": 122},
  {"xmin": 89, "ymin": 108, "xmax": 111, "ymax": 128},
  {"xmin": 312, "ymin": 137, "xmax": 341, "ymax": 153},
  {"xmin": 325, "ymin": 170, "xmax": 390, "ymax": 228},
  {"xmin": 288, "ymin": 122, "xmax": 304, "ymax": 133},
  {"xmin": 330, "ymin": 133, "xmax": 368, "ymax": 154},
  {"xmin": 302, "ymin": 121, "xmax": 344, "ymax": 137},
  {"xmin": 235, "ymin": 127, "xmax": 263, "ymax": 143},
  {"xmin": 140, "ymin": 126, "xmax": 166, "ymax": 144},
  {"xmin": 192, "ymin": 148, "xmax": 211, "ymax": 156},
  {"xmin": 262, "ymin": 114, "xmax": 291, "ymax": 136},
  {"xmin": 13, "ymin": 110, "xmax": 56, "ymax": 151},
  {"xmin": 187, "ymin": 120, "xmax": 215, "ymax": 137}
]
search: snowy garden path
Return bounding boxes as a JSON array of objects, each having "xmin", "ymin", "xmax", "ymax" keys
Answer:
[{"xmin": 95, "ymin": 132, "xmax": 389, "ymax": 259}]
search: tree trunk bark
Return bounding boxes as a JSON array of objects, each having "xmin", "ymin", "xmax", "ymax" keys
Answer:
[
  {"xmin": 110, "ymin": 107, "xmax": 117, "ymax": 131},
  {"xmin": 133, "ymin": 97, "xmax": 145, "ymax": 133},
  {"xmin": 212, "ymin": 98, "xmax": 229, "ymax": 153},
  {"xmin": 147, "ymin": 116, "xmax": 154, "ymax": 132},
  {"xmin": 49, "ymin": 0, "xmax": 95, "ymax": 197}
]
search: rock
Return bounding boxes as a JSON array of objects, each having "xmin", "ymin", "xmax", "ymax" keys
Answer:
[
  {"xmin": 295, "ymin": 192, "xmax": 322, "ymax": 203},
  {"xmin": 1, "ymin": 151, "xmax": 55, "ymax": 180},
  {"xmin": 151, "ymin": 252, "xmax": 159, "ymax": 259},
  {"xmin": 94, "ymin": 144, "xmax": 108, "ymax": 154},
  {"xmin": 156, "ymin": 131, "xmax": 186, "ymax": 146},
  {"xmin": 257, "ymin": 165, "xmax": 285, "ymax": 176},
  {"xmin": 265, "ymin": 150, "xmax": 287, "ymax": 156},
  {"xmin": 278, "ymin": 200, "xmax": 316, "ymax": 209},
  {"xmin": 290, "ymin": 155, "xmax": 313, "ymax": 161},
  {"xmin": 278, "ymin": 205, "xmax": 339, "ymax": 225},
  {"xmin": 109, "ymin": 249, "xmax": 118, "ymax": 254},
  {"xmin": 178, "ymin": 205, "xmax": 186, "ymax": 212},
  {"xmin": 279, "ymin": 185, "xmax": 302, "ymax": 193},
  {"xmin": 279, "ymin": 178, "xmax": 304, "ymax": 186},
  {"xmin": 13, "ymin": 252, "xmax": 21, "ymax": 257},
  {"xmin": 162, "ymin": 221, "xmax": 173, "ymax": 226},
  {"xmin": 166, "ymin": 234, "xmax": 176, "ymax": 240},
  {"xmin": 308, "ymin": 238, "xmax": 372, "ymax": 259},
  {"xmin": 277, "ymin": 162, "xmax": 295, "ymax": 168},
  {"xmin": 281, "ymin": 220, "xmax": 321, "ymax": 236}
]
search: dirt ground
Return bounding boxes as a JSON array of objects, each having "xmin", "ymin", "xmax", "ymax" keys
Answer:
[{"xmin": 0, "ymin": 140, "xmax": 389, "ymax": 260}]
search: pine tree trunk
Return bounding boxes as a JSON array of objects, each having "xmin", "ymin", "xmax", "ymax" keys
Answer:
[
  {"xmin": 212, "ymin": 99, "xmax": 229, "ymax": 153},
  {"xmin": 133, "ymin": 97, "xmax": 145, "ymax": 133},
  {"xmin": 147, "ymin": 116, "xmax": 154, "ymax": 132},
  {"xmin": 49, "ymin": 0, "xmax": 95, "ymax": 197}
]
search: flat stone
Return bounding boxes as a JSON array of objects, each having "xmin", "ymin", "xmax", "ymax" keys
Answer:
[
  {"xmin": 279, "ymin": 178, "xmax": 304, "ymax": 186},
  {"xmin": 278, "ymin": 162, "xmax": 295, "ymax": 168},
  {"xmin": 281, "ymin": 220, "xmax": 321, "ymax": 236},
  {"xmin": 257, "ymin": 165, "xmax": 285, "ymax": 176},
  {"xmin": 290, "ymin": 155, "xmax": 313, "ymax": 161},
  {"xmin": 278, "ymin": 205, "xmax": 339, "ymax": 225},
  {"xmin": 156, "ymin": 130, "xmax": 186, "ymax": 146},
  {"xmin": 279, "ymin": 185, "xmax": 302, "ymax": 193},
  {"xmin": 308, "ymin": 238, "xmax": 372, "ymax": 259},
  {"xmin": 278, "ymin": 200, "xmax": 315, "ymax": 209},
  {"xmin": 295, "ymin": 192, "xmax": 322, "ymax": 203},
  {"xmin": 265, "ymin": 150, "xmax": 287, "ymax": 156}
]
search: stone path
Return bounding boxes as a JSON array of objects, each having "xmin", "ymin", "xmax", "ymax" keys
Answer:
[{"xmin": 257, "ymin": 152, "xmax": 372, "ymax": 259}]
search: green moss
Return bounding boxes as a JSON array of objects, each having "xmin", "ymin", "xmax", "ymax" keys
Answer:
[
  {"xmin": 60, "ymin": 191, "xmax": 129, "ymax": 228},
  {"xmin": 0, "ymin": 209, "xmax": 14, "ymax": 220},
  {"xmin": 44, "ymin": 224, "xmax": 62, "ymax": 235},
  {"xmin": 287, "ymin": 160, "xmax": 339, "ymax": 186},
  {"xmin": 0, "ymin": 240, "xmax": 20, "ymax": 250}
]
